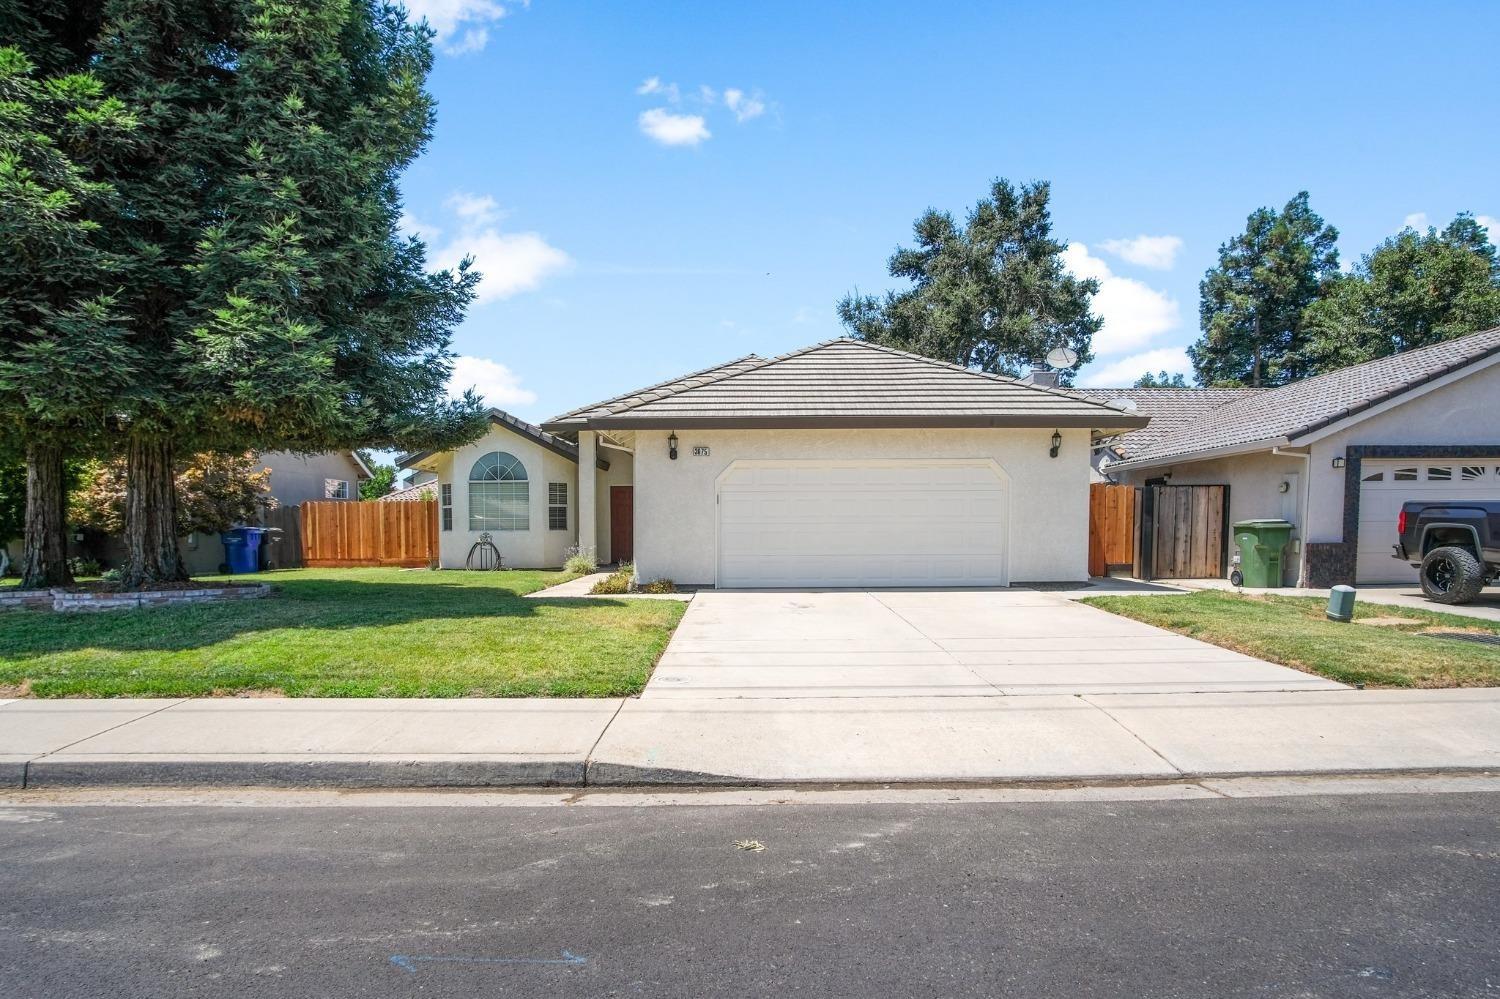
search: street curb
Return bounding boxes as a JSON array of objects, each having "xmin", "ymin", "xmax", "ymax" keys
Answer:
[{"xmin": 22, "ymin": 758, "xmax": 588, "ymax": 789}]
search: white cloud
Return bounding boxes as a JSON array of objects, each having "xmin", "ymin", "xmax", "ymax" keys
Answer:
[
  {"xmin": 403, "ymin": 0, "xmax": 511, "ymax": 55},
  {"xmin": 425, "ymin": 191, "xmax": 570, "ymax": 303},
  {"xmin": 723, "ymin": 87, "xmax": 766, "ymax": 122},
  {"xmin": 1403, "ymin": 212, "xmax": 1429, "ymax": 231},
  {"xmin": 1479, "ymin": 215, "xmax": 1500, "ymax": 242},
  {"xmin": 638, "ymin": 108, "xmax": 711, "ymax": 146},
  {"xmin": 399, "ymin": 211, "xmax": 442, "ymax": 243},
  {"xmin": 1078, "ymin": 346, "xmax": 1193, "ymax": 388},
  {"xmin": 636, "ymin": 77, "xmax": 680, "ymax": 102},
  {"xmin": 1063, "ymin": 243, "xmax": 1181, "ymax": 355},
  {"xmin": 448, "ymin": 355, "xmax": 537, "ymax": 407},
  {"xmin": 1098, "ymin": 234, "xmax": 1183, "ymax": 270}
]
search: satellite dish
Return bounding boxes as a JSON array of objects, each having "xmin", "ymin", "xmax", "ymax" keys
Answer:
[{"xmin": 1045, "ymin": 346, "xmax": 1078, "ymax": 369}]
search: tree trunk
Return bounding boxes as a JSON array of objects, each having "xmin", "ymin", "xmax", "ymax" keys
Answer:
[
  {"xmin": 121, "ymin": 435, "xmax": 188, "ymax": 588},
  {"xmin": 20, "ymin": 442, "xmax": 74, "ymax": 590}
]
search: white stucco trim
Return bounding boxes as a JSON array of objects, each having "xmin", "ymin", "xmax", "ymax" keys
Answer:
[
  {"xmin": 711, "ymin": 457, "xmax": 1015, "ymax": 588},
  {"xmin": 1291, "ymin": 351, "xmax": 1500, "ymax": 446},
  {"xmin": 1107, "ymin": 436, "xmax": 1292, "ymax": 474}
]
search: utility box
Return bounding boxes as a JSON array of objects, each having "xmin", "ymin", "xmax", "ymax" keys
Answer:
[{"xmin": 1232, "ymin": 520, "xmax": 1294, "ymax": 588}]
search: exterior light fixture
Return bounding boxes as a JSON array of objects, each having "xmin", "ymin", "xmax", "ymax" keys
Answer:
[
  {"xmin": 1049, "ymin": 430, "xmax": 1062, "ymax": 458},
  {"xmin": 668, "ymin": 431, "xmax": 679, "ymax": 461},
  {"xmin": 1331, "ymin": 456, "xmax": 1346, "ymax": 469}
]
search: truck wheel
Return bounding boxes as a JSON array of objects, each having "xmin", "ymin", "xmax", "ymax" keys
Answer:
[{"xmin": 1420, "ymin": 546, "xmax": 1485, "ymax": 605}]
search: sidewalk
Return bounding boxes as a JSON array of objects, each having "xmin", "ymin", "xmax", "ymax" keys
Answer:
[{"xmin": 4, "ymin": 689, "xmax": 1498, "ymax": 788}]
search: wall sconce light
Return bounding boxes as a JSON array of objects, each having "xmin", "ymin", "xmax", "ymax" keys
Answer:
[
  {"xmin": 1331, "ymin": 456, "xmax": 1345, "ymax": 469},
  {"xmin": 1049, "ymin": 429, "xmax": 1062, "ymax": 459},
  {"xmin": 668, "ymin": 431, "xmax": 679, "ymax": 461}
]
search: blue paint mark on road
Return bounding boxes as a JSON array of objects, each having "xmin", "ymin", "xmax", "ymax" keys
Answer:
[{"xmin": 390, "ymin": 951, "xmax": 587, "ymax": 974}]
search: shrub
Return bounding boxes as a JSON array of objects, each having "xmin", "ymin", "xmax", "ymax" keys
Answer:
[
  {"xmin": 590, "ymin": 564, "xmax": 632, "ymax": 595},
  {"xmin": 67, "ymin": 556, "xmax": 102, "ymax": 577},
  {"xmin": 636, "ymin": 578, "xmax": 676, "ymax": 594},
  {"xmin": 563, "ymin": 545, "xmax": 598, "ymax": 575}
]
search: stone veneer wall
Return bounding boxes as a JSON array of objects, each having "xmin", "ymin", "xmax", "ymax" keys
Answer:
[
  {"xmin": 0, "ymin": 584, "xmax": 271, "ymax": 613},
  {"xmin": 1304, "ymin": 541, "xmax": 1356, "ymax": 588}
]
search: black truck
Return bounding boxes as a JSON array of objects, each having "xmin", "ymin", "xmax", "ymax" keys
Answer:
[{"xmin": 1396, "ymin": 501, "xmax": 1500, "ymax": 604}]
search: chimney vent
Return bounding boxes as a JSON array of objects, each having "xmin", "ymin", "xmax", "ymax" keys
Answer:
[{"xmin": 1023, "ymin": 368, "xmax": 1061, "ymax": 388}]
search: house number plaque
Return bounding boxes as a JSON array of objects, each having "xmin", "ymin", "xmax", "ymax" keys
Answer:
[{"xmin": 692, "ymin": 446, "xmax": 711, "ymax": 456}]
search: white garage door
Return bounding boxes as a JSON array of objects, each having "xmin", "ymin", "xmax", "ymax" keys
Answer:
[
  {"xmin": 717, "ymin": 460, "xmax": 1008, "ymax": 588},
  {"xmin": 1356, "ymin": 459, "xmax": 1500, "ymax": 583}
]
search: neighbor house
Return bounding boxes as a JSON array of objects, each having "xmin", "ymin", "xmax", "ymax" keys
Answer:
[
  {"xmin": 1093, "ymin": 326, "xmax": 1500, "ymax": 587},
  {"xmin": 400, "ymin": 338, "xmax": 1146, "ymax": 585}
]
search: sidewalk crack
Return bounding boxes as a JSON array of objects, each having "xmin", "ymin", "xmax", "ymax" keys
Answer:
[
  {"xmin": 1080, "ymin": 694, "xmax": 1183, "ymax": 777},
  {"xmin": 582, "ymin": 698, "xmax": 629, "ymax": 787},
  {"xmin": 30, "ymin": 698, "xmax": 191, "ymax": 762},
  {"xmin": 867, "ymin": 591, "xmax": 1005, "ymax": 696}
]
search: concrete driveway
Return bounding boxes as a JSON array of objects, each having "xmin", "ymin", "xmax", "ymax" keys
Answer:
[{"xmin": 644, "ymin": 589, "xmax": 1343, "ymax": 699}]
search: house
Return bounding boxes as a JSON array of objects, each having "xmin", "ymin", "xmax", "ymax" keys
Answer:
[
  {"xmin": 401, "ymin": 339, "xmax": 1146, "ymax": 586},
  {"xmin": 1094, "ymin": 326, "xmax": 1500, "ymax": 587}
]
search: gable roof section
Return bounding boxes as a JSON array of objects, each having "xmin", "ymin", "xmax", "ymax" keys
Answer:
[
  {"xmin": 1074, "ymin": 387, "xmax": 1266, "ymax": 458},
  {"xmin": 544, "ymin": 339, "xmax": 1148, "ymax": 431},
  {"xmin": 545, "ymin": 354, "xmax": 764, "ymax": 428},
  {"xmin": 398, "ymin": 408, "xmax": 609, "ymax": 471},
  {"xmin": 1109, "ymin": 326, "xmax": 1500, "ymax": 469}
]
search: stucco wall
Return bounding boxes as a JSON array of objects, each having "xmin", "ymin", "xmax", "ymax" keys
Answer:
[
  {"xmin": 631, "ymin": 427, "xmax": 1091, "ymax": 586},
  {"xmin": 1304, "ymin": 360, "xmax": 1500, "ymax": 542},
  {"xmin": 262, "ymin": 451, "xmax": 364, "ymax": 505},
  {"xmin": 432, "ymin": 425, "xmax": 580, "ymax": 569}
]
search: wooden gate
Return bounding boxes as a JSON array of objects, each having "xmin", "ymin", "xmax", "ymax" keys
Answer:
[
  {"xmin": 300, "ymin": 500, "xmax": 438, "ymax": 567},
  {"xmin": 1141, "ymin": 484, "xmax": 1229, "ymax": 580},
  {"xmin": 261, "ymin": 504, "xmax": 304, "ymax": 569},
  {"xmin": 1087, "ymin": 483, "xmax": 1138, "ymax": 577}
]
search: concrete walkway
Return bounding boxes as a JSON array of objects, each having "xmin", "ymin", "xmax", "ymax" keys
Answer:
[
  {"xmin": 646, "ymin": 589, "xmax": 1341, "ymax": 698},
  {"xmin": 4, "ymin": 688, "xmax": 1499, "ymax": 788}
]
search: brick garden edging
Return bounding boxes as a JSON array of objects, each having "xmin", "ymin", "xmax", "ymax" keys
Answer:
[{"xmin": 0, "ymin": 584, "xmax": 272, "ymax": 613}]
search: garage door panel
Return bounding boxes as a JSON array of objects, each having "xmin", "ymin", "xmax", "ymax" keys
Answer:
[
  {"xmin": 1356, "ymin": 459, "xmax": 1500, "ymax": 583},
  {"xmin": 718, "ymin": 460, "xmax": 1009, "ymax": 588}
]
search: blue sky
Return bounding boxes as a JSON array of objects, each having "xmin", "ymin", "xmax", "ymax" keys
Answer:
[{"xmin": 398, "ymin": 0, "xmax": 1499, "ymax": 423}]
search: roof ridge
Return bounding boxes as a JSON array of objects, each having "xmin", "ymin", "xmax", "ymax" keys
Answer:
[
  {"xmin": 595, "ymin": 340, "xmax": 851, "ymax": 418},
  {"xmin": 547, "ymin": 354, "xmax": 762, "ymax": 422}
]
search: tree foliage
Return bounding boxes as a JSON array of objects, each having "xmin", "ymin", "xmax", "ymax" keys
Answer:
[
  {"xmin": 1302, "ymin": 215, "xmax": 1500, "ymax": 369},
  {"xmin": 2, "ymin": 1, "xmax": 487, "ymax": 585},
  {"xmin": 71, "ymin": 452, "xmax": 275, "ymax": 537},
  {"xmin": 360, "ymin": 460, "xmax": 397, "ymax": 500},
  {"xmin": 1189, "ymin": 192, "xmax": 1340, "ymax": 387},
  {"xmin": 838, "ymin": 179, "xmax": 1100, "ymax": 383},
  {"xmin": 1133, "ymin": 370, "xmax": 1188, "ymax": 388}
]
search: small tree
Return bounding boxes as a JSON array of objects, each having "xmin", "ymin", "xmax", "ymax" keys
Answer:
[
  {"xmin": 1189, "ymin": 192, "xmax": 1340, "ymax": 387},
  {"xmin": 1303, "ymin": 215, "xmax": 1500, "ymax": 370},
  {"xmin": 71, "ymin": 452, "xmax": 275, "ymax": 538},
  {"xmin": 1133, "ymin": 371, "xmax": 1188, "ymax": 388},
  {"xmin": 359, "ymin": 457, "xmax": 397, "ymax": 500},
  {"xmin": 838, "ymin": 179, "xmax": 1100, "ymax": 382}
]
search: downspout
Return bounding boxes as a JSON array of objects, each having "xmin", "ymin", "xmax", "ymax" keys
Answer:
[{"xmin": 1272, "ymin": 446, "xmax": 1313, "ymax": 587}]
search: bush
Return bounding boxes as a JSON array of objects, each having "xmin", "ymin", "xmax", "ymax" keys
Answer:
[
  {"xmin": 637, "ymin": 578, "xmax": 676, "ymax": 594},
  {"xmin": 67, "ymin": 556, "xmax": 102, "ymax": 577},
  {"xmin": 563, "ymin": 545, "xmax": 598, "ymax": 575},
  {"xmin": 590, "ymin": 563, "xmax": 633, "ymax": 595}
]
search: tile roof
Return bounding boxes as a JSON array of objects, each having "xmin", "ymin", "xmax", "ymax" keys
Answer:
[
  {"xmin": 545, "ymin": 339, "xmax": 1148, "ymax": 431},
  {"xmin": 1074, "ymin": 387, "xmax": 1266, "ymax": 458},
  {"xmin": 377, "ymin": 480, "xmax": 437, "ymax": 502},
  {"xmin": 545, "ymin": 355, "xmax": 763, "ymax": 427},
  {"xmin": 398, "ymin": 409, "xmax": 609, "ymax": 470},
  {"xmin": 1108, "ymin": 326, "xmax": 1500, "ymax": 469}
]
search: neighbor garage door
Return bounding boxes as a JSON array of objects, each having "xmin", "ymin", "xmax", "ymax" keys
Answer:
[
  {"xmin": 717, "ymin": 460, "xmax": 1008, "ymax": 587},
  {"xmin": 1356, "ymin": 458, "xmax": 1500, "ymax": 583}
]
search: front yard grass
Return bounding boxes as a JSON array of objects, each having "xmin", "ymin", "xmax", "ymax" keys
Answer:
[
  {"xmin": 1082, "ymin": 590, "xmax": 1500, "ymax": 688},
  {"xmin": 0, "ymin": 568, "xmax": 686, "ymax": 698}
]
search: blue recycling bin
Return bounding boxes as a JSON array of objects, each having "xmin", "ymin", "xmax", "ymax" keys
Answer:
[{"xmin": 221, "ymin": 527, "xmax": 267, "ymax": 574}]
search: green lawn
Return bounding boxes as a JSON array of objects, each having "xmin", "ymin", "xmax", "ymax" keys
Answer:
[
  {"xmin": 0, "ymin": 568, "xmax": 686, "ymax": 698},
  {"xmin": 1081, "ymin": 590, "xmax": 1500, "ymax": 688}
]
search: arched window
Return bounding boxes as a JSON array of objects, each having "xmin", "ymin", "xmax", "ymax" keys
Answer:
[{"xmin": 468, "ymin": 452, "xmax": 529, "ymax": 531}]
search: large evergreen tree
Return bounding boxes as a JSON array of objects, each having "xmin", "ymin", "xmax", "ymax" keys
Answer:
[
  {"xmin": 1302, "ymin": 215, "xmax": 1500, "ymax": 370},
  {"xmin": 1189, "ymin": 192, "xmax": 1339, "ymax": 387},
  {"xmin": 4, "ymin": 1, "xmax": 485, "ymax": 587},
  {"xmin": 0, "ymin": 36, "xmax": 137, "ymax": 587},
  {"xmin": 838, "ymin": 179, "xmax": 1101, "ymax": 382}
]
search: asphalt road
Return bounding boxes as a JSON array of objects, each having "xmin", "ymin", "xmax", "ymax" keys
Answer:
[{"xmin": 3, "ymin": 790, "xmax": 1499, "ymax": 998}]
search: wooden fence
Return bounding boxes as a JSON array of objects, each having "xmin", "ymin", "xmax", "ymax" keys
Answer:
[
  {"xmin": 261, "ymin": 504, "xmax": 304, "ymax": 570},
  {"xmin": 1145, "ymin": 484, "xmax": 1228, "ymax": 579},
  {"xmin": 300, "ymin": 500, "xmax": 438, "ymax": 568},
  {"xmin": 1087, "ymin": 483, "xmax": 1138, "ymax": 577}
]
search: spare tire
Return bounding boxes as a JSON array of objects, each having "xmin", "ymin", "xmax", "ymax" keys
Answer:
[{"xmin": 1420, "ymin": 545, "xmax": 1485, "ymax": 605}]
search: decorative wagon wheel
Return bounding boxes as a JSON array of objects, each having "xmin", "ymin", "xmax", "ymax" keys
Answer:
[{"xmin": 466, "ymin": 532, "xmax": 505, "ymax": 571}]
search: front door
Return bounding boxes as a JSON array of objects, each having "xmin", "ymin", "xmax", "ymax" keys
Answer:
[{"xmin": 610, "ymin": 486, "xmax": 634, "ymax": 564}]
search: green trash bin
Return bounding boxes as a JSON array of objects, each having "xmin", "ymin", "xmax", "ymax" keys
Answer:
[{"xmin": 1232, "ymin": 519, "xmax": 1294, "ymax": 588}]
